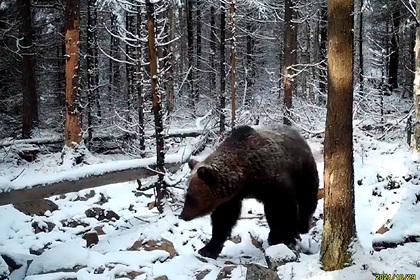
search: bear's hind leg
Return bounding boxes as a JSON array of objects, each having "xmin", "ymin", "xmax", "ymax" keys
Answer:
[
  {"xmin": 264, "ymin": 193, "xmax": 298, "ymax": 247},
  {"xmin": 198, "ymin": 199, "xmax": 242, "ymax": 259}
]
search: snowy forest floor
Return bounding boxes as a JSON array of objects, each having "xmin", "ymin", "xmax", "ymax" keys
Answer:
[{"xmin": 1, "ymin": 116, "xmax": 420, "ymax": 279}]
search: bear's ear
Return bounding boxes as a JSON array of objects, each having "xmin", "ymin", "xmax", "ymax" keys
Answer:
[
  {"xmin": 188, "ymin": 159, "xmax": 199, "ymax": 170},
  {"xmin": 197, "ymin": 166, "xmax": 218, "ymax": 185}
]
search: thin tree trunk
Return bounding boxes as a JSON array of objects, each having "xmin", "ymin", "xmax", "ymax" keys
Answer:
[
  {"xmin": 195, "ymin": 0, "xmax": 201, "ymax": 105},
  {"xmin": 319, "ymin": 6, "xmax": 328, "ymax": 101},
  {"xmin": 229, "ymin": 0, "xmax": 237, "ymax": 128},
  {"xmin": 136, "ymin": 6, "xmax": 145, "ymax": 154},
  {"xmin": 209, "ymin": 6, "xmax": 216, "ymax": 100},
  {"xmin": 219, "ymin": 1, "xmax": 226, "ymax": 133},
  {"xmin": 64, "ymin": 0, "xmax": 82, "ymax": 148},
  {"xmin": 87, "ymin": 0, "xmax": 99, "ymax": 146},
  {"xmin": 245, "ymin": 17, "xmax": 254, "ymax": 107},
  {"xmin": 146, "ymin": 0, "xmax": 166, "ymax": 212},
  {"xmin": 321, "ymin": 0, "xmax": 356, "ymax": 271},
  {"xmin": 282, "ymin": 0, "xmax": 297, "ymax": 125},
  {"xmin": 413, "ymin": 0, "xmax": 420, "ymax": 150},
  {"xmin": 126, "ymin": 12, "xmax": 135, "ymax": 127},
  {"xmin": 358, "ymin": 0, "xmax": 364, "ymax": 93},
  {"xmin": 186, "ymin": 0, "xmax": 195, "ymax": 110},
  {"xmin": 167, "ymin": 6, "xmax": 176, "ymax": 113},
  {"xmin": 388, "ymin": 2, "xmax": 400, "ymax": 90},
  {"xmin": 19, "ymin": 0, "xmax": 38, "ymax": 138}
]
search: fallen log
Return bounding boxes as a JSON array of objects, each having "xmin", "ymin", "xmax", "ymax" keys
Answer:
[
  {"xmin": 0, "ymin": 154, "xmax": 187, "ymax": 206},
  {"xmin": 0, "ymin": 129, "xmax": 205, "ymax": 148},
  {"xmin": 0, "ymin": 136, "xmax": 63, "ymax": 147},
  {"xmin": 372, "ymin": 235, "xmax": 420, "ymax": 251}
]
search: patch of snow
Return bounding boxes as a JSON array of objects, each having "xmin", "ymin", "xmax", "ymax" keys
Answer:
[
  {"xmin": 27, "ymin": 242, "xmax": 89, "ymax": 275},
  {"xmin": 265, "ymin": 244, "xmax": 297, "ymax": 262}
]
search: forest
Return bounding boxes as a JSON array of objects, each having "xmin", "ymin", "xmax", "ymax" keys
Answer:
[{"xmin": 0, "ymin": 0, "xmax": 419, "ymax": 279}]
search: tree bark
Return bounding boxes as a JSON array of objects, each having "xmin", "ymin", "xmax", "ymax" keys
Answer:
[
  {"xmin": 219, "ymin": 1, "xmax": 226, "ymax": 133},
  {"xmin": 18, "ymin": 0, "xmax": 38, "ymax": 138},
  {"xmin": 126, "ymin": 12, "xmax": 135, "ymax": 126},
  {"xmin": 195, "ymin": 0, "xmax": 202, "ymax": 104},
  {"xmin": 413, "ymin": 0, "xmax": 420, "ymax": 150},
  {"xmin": 209, "ymin": 6, "xmax": 216, "ymax": 100},
  {"xmin": 319, "ymin": 6, "xmax": 328, "ymax": 101},
  {"xmin": 388, "ymin": 2, "xmax": 400, "ymax": 90},
  {"xmin": 146, "ymin": 0, "xmax": 167, "ymax": 212},
  {"xmin": 186, "ymin": 0, "xmax": 195, "ymax": 110},
  {"xmin": 245, "ymin": 16, "xmax": 254, "ymax": 107},
  {"xmin": 229, "ymin": 1, "xmax": 237, "ymax": 128},
  {"xmin": 358, "ymin": 0, "xmax": 364, "ymax": 93},
  {"xmin": 167, "ymin": 6, "xmax": 176, "ymax": 113},
  {"xmin": 64, "ymin": 0, "xmax": 82, "ymax": 148},
  {"xmin": 282, "ymin": 0, "xmax": 298, "ymax": 125},
  {"xmin": 86, "ymin": 0, "xmax": 99, "ymax": 146},
  {"xmin": 136, "ymin": 6, "xmax": 146, "ymax": 153},
  {"xmin": 321, "ymin": 0, "xmax": 356, "ymax": 271}
]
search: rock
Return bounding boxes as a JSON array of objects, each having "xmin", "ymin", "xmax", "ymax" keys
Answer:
[
  {"xmin": 85, "ymin": 207, "xmax": 120, "ymax": 221},
  {"xmin": 14, "ymin": 199, "xmax": 58, "ymax": 216},
  {"xmin": 249, "ymin": 233, "xmax": 263, "ymax": 250},
  {"xmin": 30, "ymin": 243, "xmax": 52, "ymax": 256},
  {"xmin": 119, "ymin": 271, "xmax": 143, "ymax": 279},
  {"xmin": 217, "ymin": 265, "xmax": 236, "ymax": 280},
  {"xmin": 229, "ymin": 235, "xmax": 242, "ymax": 244},
  {"xmin": 61, "ymin": 219, "xmax": 89, "ymax": 228},
  {"xmin": 83, "ymin": 232, "xmax": 99, "ymax": 247},
  {"xmin": 375, "ymin": 219, "xmax": 392, "ymax": 234},
  {"xmin": 195, "ymin": 269, "xmax": 211, "ymax": 280},
  {"xmin": 73, "ymin": 190, "xmax": 95, "ymax": 201},
  {"xmin": 105, "ymin": 210, "xmax": 120, "ymax": 221},
  {"xmin": 129, "ymin": 239, "xmax": 178, "ymax": 258},
  {"xmin": 265, "ymin": 244, "xmax": 299, "ymax": 269},
  {"xmin": 94, "ymin": 225, "xmax": 106, "ymax": 235},
  {"xmin": 32, "ymin": 221, "xmax": 55, "ymax": 233},
  {"xmin": 245, "ymin": 263, "xmax": 279, "ymax": 280},
  {"xmin": 154, "ymin": 276, "xmax": 168, "ymax": 280}
]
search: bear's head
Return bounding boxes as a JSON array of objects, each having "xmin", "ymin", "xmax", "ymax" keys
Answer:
[{"xmin": 179, "ymin": 159, "xmax": 225, "ymax": 221}]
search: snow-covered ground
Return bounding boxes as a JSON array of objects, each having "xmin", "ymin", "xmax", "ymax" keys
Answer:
[{"xmin": 0, "ymin": 124, "xmax": 419, "ymax": 279}]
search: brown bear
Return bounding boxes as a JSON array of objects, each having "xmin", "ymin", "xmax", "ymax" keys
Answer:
[{"xmin": 179, "ymin": 125, "xmax": 319, "ymax": 259}]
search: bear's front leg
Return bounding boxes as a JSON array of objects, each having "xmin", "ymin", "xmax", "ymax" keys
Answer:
[
  {"xmin": 198, "ymin": 199, "xmax": 242, "ymax": 259},
  {"xmin": 264, "ymin": 189, "xmax": 298, "ymax": 247}
]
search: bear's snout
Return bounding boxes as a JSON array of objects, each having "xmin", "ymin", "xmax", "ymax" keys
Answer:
[{"xmin": 179, "ymin": 210, "xmax": 193, "ymax": 221}]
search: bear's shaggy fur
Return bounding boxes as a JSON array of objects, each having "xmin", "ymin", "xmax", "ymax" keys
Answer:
[{"xmin": 179, "ymin": 125, "xmax": 319, "ymax": 259}]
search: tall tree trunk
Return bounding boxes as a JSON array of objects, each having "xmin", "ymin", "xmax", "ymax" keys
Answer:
[
  {"xmin": 245, "ymin": 17, "xmax": 254, "ymax": 107},
  {"xmin": 282, "ymin": 0, "xmax": 297, "ymax": 125},
  {"xmin": 146, "ymin": 0, "xmax": 166, "ymax": 212},
  {"xmin": 209, "ymin": 6, "xmax": 216, "ymax": 100},
  {"xmin": 86, "ymin": 0, "xmax": 99, "ymax": 146},
  {"xmin": 195, "ymin": 0, "xmax": 201, "ymax": 104},
  {"xmin": 358, "ymin": 0, "xmax": 364, "ymax": 93},
  {"xmin": 219, "ymin": 1, "xmax": 226, "ymax": 133},
  {"xmin": 19, "ymin": 0, "xmax": 38, "ymax": 138},
  {"xmin": 319, "ymin": 6, "xmax": 328, "ymax": 101},
  {"xmin": 229, "ymin": 0, "xmax": 237, "ymax": 128},
  {"xmin": 167, "ymin": 6, "xmax": 176, "ymax": 113},
  {"xmin": 413, "ymin": 0, "xmax": 420, "ymax": 150},
  {"xmin": 126, "ymin": 12, "xmax": 135, "ymax": 127},
  {"xmin": 64, "ymin": 0, "xmax": 82, "ymax": 148},
  {"xmin": 136, "ymin": 6, "xmax": 145, "ymax": 154},
  {"xmin": 186, "ymin": 0, "xmax": 195, "ymax": 110},
  {"xmin": 109, "ymin": 13, "xmax": 120, "ymax": 102},
  {"xmin": 388, "ymin": 3, "xmax": 400, "ymax": 90},
  {"xmin": 321, "ymin": 0, "xmax": 355, "ymax": 271}
]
